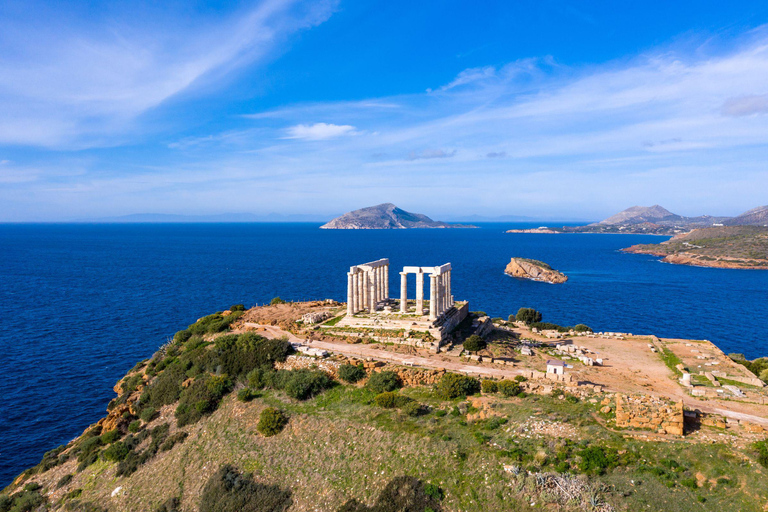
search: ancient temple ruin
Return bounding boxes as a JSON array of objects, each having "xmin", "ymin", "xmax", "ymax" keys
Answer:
[{"xmin": 340, "ymin": 258, "xmax": 468, "ymax": 351}]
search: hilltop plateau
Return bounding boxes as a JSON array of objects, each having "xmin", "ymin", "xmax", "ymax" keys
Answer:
[
  {"xmin": 5, "ymin": 300, "xmax": 768, "ymax": 512},
  {"xmin": 321, "ymin": 204, "xmax": 476, "ymax": 229},
  {"xmin": 623, "ymin": 225, "xmax": 768, "ymax": 269}
]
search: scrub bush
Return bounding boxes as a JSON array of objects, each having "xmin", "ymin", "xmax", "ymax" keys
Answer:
[
  {"xmin": 339, "ymin": 363, "xmax": 366, "ymax": 383},
  {"xmin": 257, "ymin": 408, "xmax": 288, "ymax": 437},
  {"xmin": 366, "ymin": 371, "xmax": 401, "ymax": 394},
  {"xmin": 435, "ymin": 373, "xmax": 480, "ymax": 399},
  {"xmin": 199, "ymin": 465, "xmax": 292, "ymax": 512}
]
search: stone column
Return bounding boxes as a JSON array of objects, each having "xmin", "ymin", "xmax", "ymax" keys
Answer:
[
  {"xmin": 441, "ymin": 274, "xmax": 447, "ymax": 313},
  {"xmin": 400, "ymin": 272, "xmax": 408, "ymax": 313},
  {"xmin": 347, "ymin": 272, "xmax": 355, "ymax": 316},
  {"xmin": 384, "ymin": 264, "xmax": 389, "ymax": 299},
  {"xmin": 376, "ymin": 267, "xmax": 384, "ymax": 301},
  {"xmin": 443, "ymin": 274, "xmax": 448, "ymax": 313},
  {"xmin": 352, "ymin": 270, "xmax": 360, "ymax": 313},
  {"xmin": 429, "ymin": 274, "xmax": 438, "ymax": 321},
  {"xmin": 415, "ymin": 270, "xmax": 424, "ymax": 315},
  {"xmin": 369, "ymin": 270, "xmax": 377, "ymax": 313},
  {"xmin": 445, "ymin": 270, "xmax": 453, "ymax": 308},
  {"xmin": 361, "ymin": 271, "xmax": 368, "ymax": 312}
]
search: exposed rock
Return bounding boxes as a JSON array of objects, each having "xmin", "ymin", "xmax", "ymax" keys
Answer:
[
  {"xmin": 320, "ymin": 203, "xmax": 476, "ymax": 229},
  {"xmin": 504, "ymin": 258, "xmax": 567, "ymax": 284}
]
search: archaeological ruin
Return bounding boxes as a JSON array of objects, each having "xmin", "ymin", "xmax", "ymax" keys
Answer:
[{"xmin": 338, "ymin": 258, "xmax": 468, "ymax": 351}]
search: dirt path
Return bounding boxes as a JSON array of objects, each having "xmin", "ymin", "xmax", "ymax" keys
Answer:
[{"xmin": 244, "ymin": 323, "xmax": 768, "ymax": 426}]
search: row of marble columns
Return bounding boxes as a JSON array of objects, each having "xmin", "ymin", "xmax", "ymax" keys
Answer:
[
  {"xmin": 347, "ymin": 260, "xmax": 389, "ymax": 315},
  {"xmin": 399, "ymin": 268, "xmax": 453, "ymax": 321}
]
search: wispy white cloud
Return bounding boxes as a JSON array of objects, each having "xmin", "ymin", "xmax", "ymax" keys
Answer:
[
  {"xmin": 285, "ymin": 122, "xmax": 358, "ymax": 140},
  {"xmin": 5, "ymin": 25, "xmax": 768, "ymax": 220},
  {"xmin": 0, "ymin": 0, "xmax": 337, "ymax": 148},
  {"xmin": 721, "ymin": 94, "xmax": 768, "ymax": 116}
]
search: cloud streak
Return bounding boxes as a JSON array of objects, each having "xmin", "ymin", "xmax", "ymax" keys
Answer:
[{"xmin": 0, "ymin": 0, "xmax": 337, "ymax": 148}]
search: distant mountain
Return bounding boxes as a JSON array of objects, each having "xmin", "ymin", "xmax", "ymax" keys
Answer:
[
  {"xmin": 78, "ymin": 213, "xmax": 331, "ymax": 223},
  {"xmin": 724, "ymin": 205, "xmax": 768, "ymax": 227},
  {"xmin": 320, "ymin": 203, "xmax": 476, "ymax": 229},
  {"xmin": 594, "ymin": 205, "xmax": 681, "ymax": 226}
]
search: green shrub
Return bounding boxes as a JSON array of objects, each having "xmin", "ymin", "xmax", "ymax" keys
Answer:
[
  {"xmin": 366, "ymin": 371, "xmax": 402, "ymax": 394},
  {"xmin": 374, "ymin": 391, "xmax": 398, "ymax": 408},
  {"xmin": 435, "ymin": 373, "xmax": 480, "ymax": 399},
  {"xmin": 160, "ymin": 432, "xmax": 188, "ymax": 452},
  {"xmin": 680, "ymin": 477, "xmax": 698, "ymax": 490},
  {"xmin": 128, "ymin": 420, "xmax": 142, "ymax": 433},
  {"xmin": 339, "ymin": 363, "xmax": 366, "ymax": 383},
  {"xmin": 175, "ymin": 375, "xmax": 232, "ymax": 427},
  {"xmin": 576, "ymin": 446, "xmax": 619, "ymax": 475},
  {"xmin": 574, "ymin": 324, "xmax": 592, "ymax": 332},
  {"xmin": 277, "ymin": 370, "xmax": 332, "ymax": 400},
  {"xmin": 481, "ymin": 380, "xmax": 498, "ymax": 393},
  {"xmin": 199, "ymin": 465, "xmax": 292, "ymax": 512},
  {"xmin": 237, "ymin": 388, "xmax": 258, "ymax": 402},
  {"xmin": 56, "ymin": 473, "xmax": 73, "ymax": 489},
  {"xmin": 514, "ymin": 375, "xmax": 527, "ymax": 382},
  {"xmin": 463, "ymin": 335, "xmax": 486, "ymax": 353},
  {"xmin": 230, "ymin": 304, "xmax": 246, "ymax": 312},
  {"xmin": 497, "ymin": 380, "xmax": 521, "ymax": 397},
  {"xmin": 155, "ymin": 497, "xmax": 181, "ymax": 512},
  {"xmin": 103, "ymin": 442, "xmax": 130, "ymax": 462},
  {"xmin": 400, "ymin": 401, "xmax": 423, "ymax": 417},
  {"xmin": 140, "ymin": 407, "xmax": 157, "ymax": 423},
  {"xmin": 337, "ymin": 476, "xmax": 443, "ymax": 512},
  {"xmin": 257, "ymin": 408, "xmax": 288, "ymax": 437},
  {"xmin": 515, "ymin": 308, "xmax": 542, "ymax": 324},
  {"xmin": 753, "ymin": 440, "xmax": 768, "ymax": 467},
  {"xmin": 100, "ymin": 430, "xmax": 120, "ymax": 444},
  {"xmin": 173, "ymin": 330, "xmax": 192, "ymax": 344},
  {"xmin": 270, "ymin": 297, "xmax": 287, "ymax": 305}
]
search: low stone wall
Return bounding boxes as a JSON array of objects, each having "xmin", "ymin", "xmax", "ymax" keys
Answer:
[
  {"xmin": 614, "ymin": 394, "xmax": 684, "ymax": 436},
  {"xmin": 275, "ymin": 355, "xmax": 344, "ymax": 377},
  {"xmin": 711, "ymin": 370, "xmax": 764, "ymax": 388}
]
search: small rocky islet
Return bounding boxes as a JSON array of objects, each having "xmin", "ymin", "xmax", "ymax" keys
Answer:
[{"xmin": 504, "ymin": 257, "xmax": 568, "ymax": 284}]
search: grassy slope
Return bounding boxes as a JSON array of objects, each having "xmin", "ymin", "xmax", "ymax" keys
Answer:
[{"xmin": 17, "ymin": 381, "xmax": 768, "ymax": 512}]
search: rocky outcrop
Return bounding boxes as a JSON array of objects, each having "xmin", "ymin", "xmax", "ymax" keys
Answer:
[
  {"xmin": 320, "ymin": 203, "xmax": 476, "ymax": 229},
  {"xmin": 504, "ymin": 258, "xmax": 567, "ymax": 284}
]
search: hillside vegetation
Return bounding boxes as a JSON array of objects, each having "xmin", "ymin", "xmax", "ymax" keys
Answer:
[
  {"xmin": 4, "ymin": 307, "xmax": 768, "ymax": 512},
  {"xmin": 623, "ymin": 226, "xmax": 768, "ymax": 269}
]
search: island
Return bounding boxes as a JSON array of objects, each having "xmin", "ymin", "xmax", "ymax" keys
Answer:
[
  {"xmin": 507, "ymin": 204, "xmax": 768, "ymax": 236},
  {"xmin": 320, "ymin": 203, "xmax": 476, "ymax": 229},
  {"xmin": 623, "ymin": 225, "xmax": 768, "ymax": 269},
  {"xmin": 5, "ymin": 260, "xmax": 768, "ymax": 512},
  {"xmin": 504, "ymin": 257, "xmax": 568, "ymax": 283}
]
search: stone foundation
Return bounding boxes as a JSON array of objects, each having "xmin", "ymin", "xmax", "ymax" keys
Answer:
[{"xmin": 614, "ymin": 394, "xmax": 684, "ymax": 436}]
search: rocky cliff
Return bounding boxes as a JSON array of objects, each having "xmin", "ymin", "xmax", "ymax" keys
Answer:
[
  {"xmin": 320, "ymin": 203, "xmax": 475, "ymax": 229},
  {"xmin": 504, "ymin": 258, "xmax": 568, "ymax": 284}
]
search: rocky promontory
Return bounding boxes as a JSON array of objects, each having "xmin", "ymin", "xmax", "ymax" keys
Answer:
[
  {"xmin": 623, "ymin": 225, "xmax": 768, "ymax": 269},
  {"xmin": 320, "ymin": 203, "xmax": 476, "ymax": 229},
  {"xmin": 504, "ymin": 257, "xmax": 568, "ymax": 283}
]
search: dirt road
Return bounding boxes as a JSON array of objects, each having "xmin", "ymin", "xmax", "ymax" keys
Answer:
[{"xmin": 244, "ymin": 323, "xmax": 768, "ymax": 427}]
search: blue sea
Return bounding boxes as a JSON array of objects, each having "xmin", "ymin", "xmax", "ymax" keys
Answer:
[{"xmin": 1, "ymin": 222, "xmax": 767, "ymax": 486}]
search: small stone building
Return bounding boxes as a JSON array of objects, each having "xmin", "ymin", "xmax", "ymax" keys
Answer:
[{"xmin": 546, "ymin": 359, "xmax": 566, "ymax": 375}]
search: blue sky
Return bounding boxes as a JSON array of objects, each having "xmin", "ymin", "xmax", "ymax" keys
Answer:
[{"xmin": 2, "ymin": 0, "xmax": 768, "ymax": 221}]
